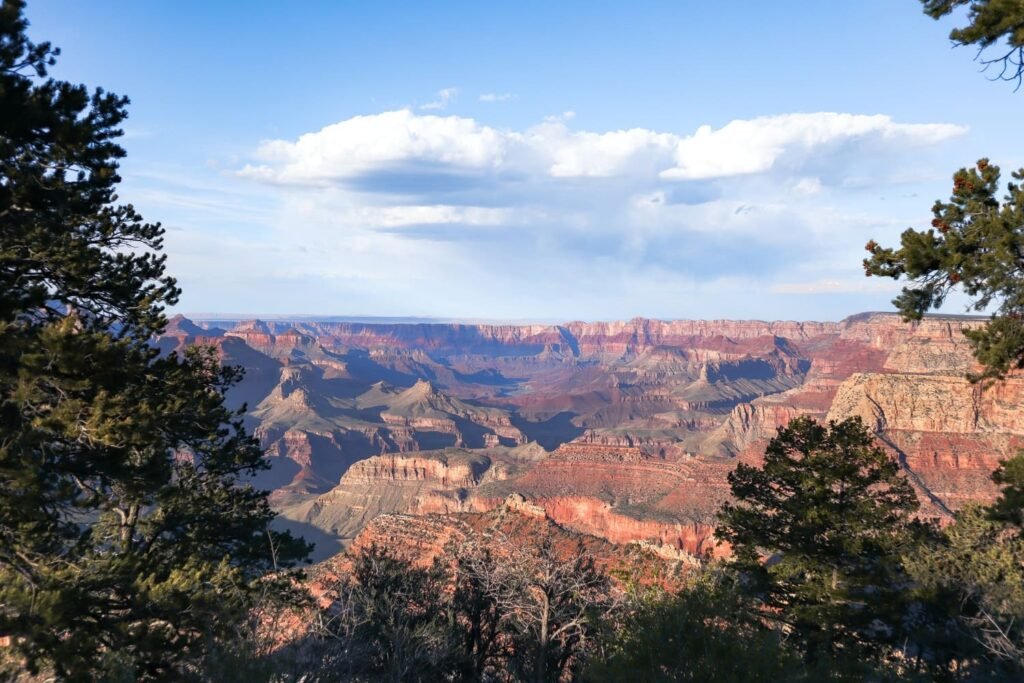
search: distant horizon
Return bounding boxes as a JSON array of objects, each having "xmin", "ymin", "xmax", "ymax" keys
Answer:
[{"xmin": 179, "ymin": 309, "xmax": 991, "ymax": 328}]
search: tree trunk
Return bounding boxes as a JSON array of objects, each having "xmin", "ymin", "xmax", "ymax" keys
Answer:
[
  {"xmin": 537, "ymin": 592, "xmax": 549, "ymax": 683},
  {"xmin": 120, "ymin": 502, "xmax": 139, "ymax": 553}
]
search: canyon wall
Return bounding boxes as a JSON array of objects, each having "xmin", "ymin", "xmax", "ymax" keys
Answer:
[{"xmin": 166, "ymin": 311, "xmax": 1019, "ymax": 563}]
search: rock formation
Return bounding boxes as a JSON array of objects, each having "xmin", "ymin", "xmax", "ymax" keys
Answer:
[{"xmin": 162, "ymin": 311, "xmax": 1021, "ymax": 563}]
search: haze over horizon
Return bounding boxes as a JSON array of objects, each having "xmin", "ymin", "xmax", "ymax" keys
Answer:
[
  {"xmin": 179, "ymin": 310, "xmax": 991, "ymax": 328},
  {"xmin": 30, "ymin": 1, "xmax": 1024, "ymax": 320}
]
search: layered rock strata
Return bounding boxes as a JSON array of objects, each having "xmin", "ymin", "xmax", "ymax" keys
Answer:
[{"xmin": 161, "ymin": 311, "xmax": 1019, "ymax": 562}]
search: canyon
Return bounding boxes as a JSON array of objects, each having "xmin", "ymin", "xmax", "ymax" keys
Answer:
[{"xmin": 161, "ymin": 312, "xmax": 1024, "ymax": 561}]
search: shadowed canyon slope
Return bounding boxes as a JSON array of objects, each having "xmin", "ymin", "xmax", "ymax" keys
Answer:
[{"xmin": 161, "ymin": 312, "xmax": 1024, "ymax": 561}]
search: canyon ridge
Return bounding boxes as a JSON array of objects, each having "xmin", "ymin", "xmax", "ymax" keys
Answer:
[{"xmin": 160, "ymin": 311, "xmax": 1024, "ymax": 561}]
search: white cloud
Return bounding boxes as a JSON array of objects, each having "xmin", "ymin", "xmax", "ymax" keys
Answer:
[
  {"xmin": 238, "ymin": 110, "xmax": 964, "ymax": 187},
  {"xmin": 184, "ymin": 108, "xmax": 972, "ymax": 318},
  {"xmin": 770, "ymin": 278, "xmax": 902, "ymax": 295},
  {"xmin": 236, "ymin": 110, "xmax": 509, "ymax": 184},
  {"xmin": 479, "ymin": 92, "xmax": 514, "ymax": 102},
  {"xmin": 349, "ymin": 204, "xmax": 514, "ymax": 228},
  {"xmin": 420, "ymin": 87, "xmax": 458, "ymax": 111},
  {"xmin": 660, "ymin": 113, "xmax": 966, "ymax": 180},
  {"xmin": 531, "ymin": 121, "xmax": 678, "ymax": 178}
]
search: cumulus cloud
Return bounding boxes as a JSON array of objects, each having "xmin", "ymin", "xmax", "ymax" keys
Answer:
[
  {"xmin": 479, "ymin": 92, "xmax": 514, "ymax": 102},
  {"xmin": 236, "ymin": 110, "xmax": 509, "ymax": 185},
  {"xmin": 660, "ymin": 113, "xmax": 965, "ymax": 180},
  {"xmin": 238, "ymin": 110, "xmax": 965, "ymax": 187},
  {"xmin": 173, "ymin": 108, "xmax": 971, "ymax": 318},
  {"xmin": 535, "ymin": 121, "xmax": 678, "ymax": 178}
]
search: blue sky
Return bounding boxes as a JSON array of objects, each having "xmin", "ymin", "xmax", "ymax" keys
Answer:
[{"xmin": 26, "ymin": 1, "xmax": 1024, "ymax": 321}]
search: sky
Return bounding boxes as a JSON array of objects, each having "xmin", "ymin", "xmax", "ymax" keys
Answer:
[{"xmin": 25, "ymin": 1, "xmax": 1024, "ymax": 322}]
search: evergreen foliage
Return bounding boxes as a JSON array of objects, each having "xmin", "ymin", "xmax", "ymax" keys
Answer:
[
  {"xmin": 586, "ymin": 568, "xmax": 806, "ymax": 683},
  {"xmin": 905, "ymin": 504, "xmax": 1024, "ymax": 678},
  {"xmin": 716, "ymin": 417, "xmax": 922, "ymax": 666},
  {"xmin": 990, "ymin": 452, "xmax": 1024, "ymax": 526},
  {"xmin": 586, "ymin": 565, "xmax": 919, "ymax": 683},
  {"xmin": 864, "ymin": 159, "xmax": 1024, "ymax": 382},
  {"xmin": 921, "ymin": 0, "xmax": 1024, "ymax": 88},
  {"xmin": 0, "ymin": 2, "xmax": 310, "ymax": 679}
]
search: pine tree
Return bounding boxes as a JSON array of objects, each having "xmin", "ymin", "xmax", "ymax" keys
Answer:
[
  {"xmin": 921, "ymin": 1, "xmax": 1024, "ymax": 89},
  {"xmin": 990, "ymin": 450, "xmax": 1024, "ymax": 527},
  {"xmin": 905, "ymin": 505, "xmax": 1024, "ymax": 677},
  {"xmin": 864, "ymin": 159, "xmax": 1024, "ymax": 383},
  {"xmin": 587, "ymin": 568, "xmax": 809, "ymax": 683},
  {"xmin": 0, "ymin": 2, "xmax": 310, "ymax": 679},
  {"xmin": 716, "ymin": 417, "xmax": 921, "ymax": 666}
]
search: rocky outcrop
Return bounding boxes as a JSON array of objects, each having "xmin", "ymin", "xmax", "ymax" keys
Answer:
[
  {"xmin": 163, "ymin": 313, "xmax": 224, "ymax": 339},
  {"xmin": 532, "ymin": 495, "xmax": 723, "ymax": 557},
  {"xmin": 341, "ymin": 502, "xmax": 695, "ymax": 583},
  {"xmin": 344, "ymin": 453, "xmax": 489, "ymax": 488},
  {"xmin": 826, "ymin": 372, "xmax": 1024, "ymax": 508},
  {"xmin": 279, "ymin": 441, "xmax": 728, "ymax": 561},
  {"xmin": 224, "ymin": 319, "xmax": 276, "ymax": 349},
  {"xmin": 827, "ymin": 374, "xmax": 987, "ymax": 434},
  {"xmin": 562, "ymin": 318, "xmax": 839, "ymax": 357},
  {"xmin": 256, "ymin": 426, "xmax": 383, "ymax": 496},
  {"xmin": 550, "ymin": 443, "xmax": 647, "ymax": 463},
  {"xmin": 379, "ymin": 380, "xmax": 526, "ymax": 446},
  {"xmin": 247, "ymin": 369, "xmax": 528, "ymax": 493},
  {"xmin": 703, "ymin": 399, "xmax": 809, "ymax": 457},
  {"xmin": 838, "ymin": 312, "xmax": 985, "ymax": 350},
  {"xmin": 277, "ymin": 446, "xmax": 543, "ymax": 558}
]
